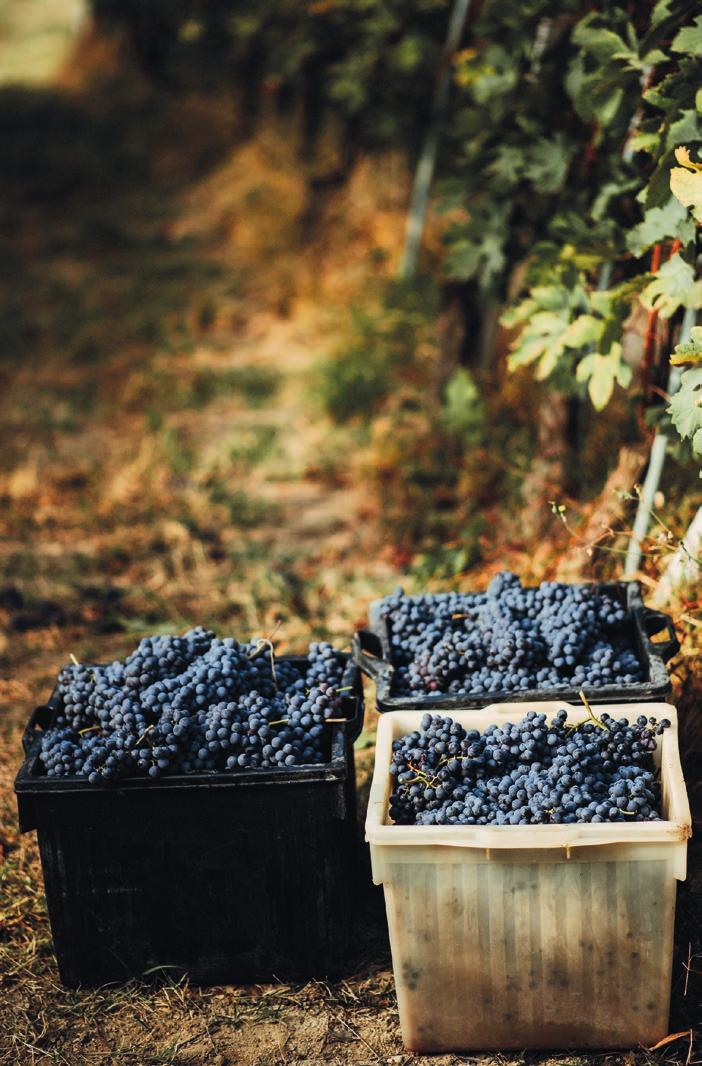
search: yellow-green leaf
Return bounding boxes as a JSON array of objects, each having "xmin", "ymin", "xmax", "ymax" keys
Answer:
[
  {"xmin": 576, "ymin": 344, "xmax": 627, "ymax": 410},
  {"xmin": 669, "ymin": 367, "xmax": 702, "ymax": 452},
  {"xmin": 561, "ymin": 314, "xmax": 603, "ymax": 347},
  {"xmin": 671, "ymin": 324, "xmax": 702, "ymax": 365},
  {"xmin": 675, "ymin": 145, "xmax": 702, "ymax": 170},
  {"xmin": 588, "ymin": 355, "xmax": 616, "ymax": 409},
  {"xmin": 671, "ymin": 166, "xmax": 702, "ymax": 222},
  {"xmin": 641, "ymin": 253, "xmax": 700, "ymax": 317}
]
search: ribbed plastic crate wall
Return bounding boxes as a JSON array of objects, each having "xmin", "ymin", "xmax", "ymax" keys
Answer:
[{"xmin": 366, "ymin": 703, "xmax": 691, "ymax": 1052}]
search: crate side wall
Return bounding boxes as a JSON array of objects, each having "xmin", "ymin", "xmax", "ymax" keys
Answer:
[
  {"xmin": 381, "ymin": 851, "xmax": 677, "ymax": 1052},
  {"xmin": 37, "ymin": 775, "xmax": 356, "ymax": 987}
]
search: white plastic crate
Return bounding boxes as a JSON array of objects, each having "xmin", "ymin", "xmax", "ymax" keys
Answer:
[{"xmin": 366, "ymin": 702, "xmax": 691, "ymax": 1052}]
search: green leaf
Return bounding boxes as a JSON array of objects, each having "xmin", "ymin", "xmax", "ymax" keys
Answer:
[
  {"xmin": 591, "ymin": 174, "xmax": 639, "ymax": 221},
  {"xmin": 590, "ymin": 290, "xmax": 614, "ymax": 315},
  {"xmin": 523, "ymin": 136, "xmax": 573, "ymax": 194},
  {"xmin": 561, "ymin": 314, "xmax": 603, "ymax": 347},
  {"xmin": 630, "ymin": 129, "xmax": 662, "ymax": 154},
  {"xmin": 444, "ymin": 239, "xmax": 481, "ymax": 281},
  {"xmin": 588, "ymin": 354, "xmax": 616, "ymax": 409},
  {"xmin": 509, "ymin": 337, "xmax": 551, "ymax": 369},
  {"xmin": 671, "ymin": 16, "xmax": 702, "ymax": 56},
  {"xmin": 641, "ymin": 253, "xmax": 701, "ymax": 317},
  {"xmin": 597, "ymin": 86, "xmax": 625, "ymax": 129},
  {"xmin": 507, "ymin": 291, "xmax": 581, "ymax": 378},
  {"xmin": 572, "ymin": 21, "xmax": 633, "ymax": 65},
  {"xmin": 575, "ymin": 352, "xmax": 598, "ymax": 381},
  {"xmin": 638, "ymin": 47, "xmax": 668, "ymax": 66},
  {"xmin": 442, "ymin": 368, "xmax": 483, "ymax": 435},
  {"xmin": 665, "ymin": 110, "xmax": 702, "ymax": 154},
  {"xmin": 501, "ymin": 298, "xmax": 535, "ymax": 330},
  {"xmin": 669, "ymin": 367, "xmax": 702, "ymax": 453},
  {"xmin": 671, "ymin": 165, "xmax": 702, "ymax": 222},
  {"xmin": 576, "ymin": 343, "xmax": 629, "ymax": 410},
  {"xmin": 671, "ymin": 324, "xmax": 702, "ymax": 365},
  {"xmin": 650, "ymin": 0, "xmax": 673, "ymax": 24},
  {"xmin": 530, "ymin": 285, "xmax": 573, "ymax": 311},
  {"xmin": 626, "ymin": 197, "xmax": 693, "ymax": 256},
  {"xmin": 390, "ymin": 34, "xmax": 427, "ymax": 74},
  {"xmin": 617, "ymin": 360, "xmax": 633, "ymax": 388}
]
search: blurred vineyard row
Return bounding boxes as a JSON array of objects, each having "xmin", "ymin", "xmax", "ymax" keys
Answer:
[{"xmin": 83, "ymin": 0, "xmax": 702, "ymax": 571}]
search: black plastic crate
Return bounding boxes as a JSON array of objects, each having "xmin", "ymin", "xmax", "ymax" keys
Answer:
[
  {"xmin": 353, "ymin": 580, "xmax": 678, "ymax": 711},
  {"xmin": 15, "ymin": 655, "xmax": 364, "ymax": 988}
]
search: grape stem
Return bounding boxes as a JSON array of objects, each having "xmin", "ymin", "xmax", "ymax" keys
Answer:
[
  {"xmin": 408, "ymin": 760, "xmax": 441, "ymax": 788},
  {"xmin": 578, "ymin": 690, "xmax": 610, "ymax": 731},
  {"xmin": 269, "ymin": 716, "xmax": 347, "ymax": 725},
  {"xmin": 247, "ymin": 638, "xmax": 278, "ymax": 688},
  {"xmin": 135, "ymin": 724, "xmax": 155, "ymax": 747}
]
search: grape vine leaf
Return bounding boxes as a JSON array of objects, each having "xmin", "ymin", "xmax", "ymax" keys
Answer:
[
  {"xmin": 626, "ymin": 196, "xmax": 693, "ymax": 256},
  {"xmin": 671, "ymin": 15, "xmax": 702, "ymax": 56},
  {"xmin": 670, "ymin": 144, "xmax": 702, "ymax": 222},
  {"xmin": 666, "ymin": 110, "xmax": 702, "ymax": 154},
  {"xmin": 442, "ymin": 368, "xmax": 483, "ymax": 436},
  {"xmin": 671, "ymin": 324, "xmax": 702, "ymax": 366},
  {"xmin": 562, "ymin": 314, "xmax": 603, "ymax": 348},
  {"xmin": 571, "ymin": 21, "xmax": 634, "ymax": 66},
  {"xmin": 650, "ymin": 0, "xmax": 676, "ymax": 27},
  {"xmin": 668, "ymin": 367, "xmax": 702, "ymax": 454},
  {"xmin": 523, "ymin": 136, "xmax": 573, "ymax": 194},
  {"xmin": 444, "ymin": 231, "xmax": 506, "ymax": 288},
  {"xmin": 641, "ymin": 252, "xmax": 702, "ymax": 316},
  {"xmin": 576, "ymin": 343, "xmax": 631, "ymax": 410}
]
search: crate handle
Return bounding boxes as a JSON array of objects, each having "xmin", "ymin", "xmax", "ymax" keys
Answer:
[
  {"xmin": 352, "ymin": 630, "xmax": 393, "ymax": 683},
  {"xmin": 642, "ymin": 609, "xmax": 679, "ymax": 663},
  {"xmin": 22, "ymin": 704, "xmax": 54, "ymax": 755},
  {"xmin": 338, "ymin": 660, "xmax": 366, "ymax": 745}
]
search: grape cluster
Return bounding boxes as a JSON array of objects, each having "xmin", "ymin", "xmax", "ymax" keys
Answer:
[
  {"xmin": 380, "ymin": 572, "xmax": 644, "ymax": 697},
  {"xmin": 389, "ymin": 710, "xmax": 671, "ymax": 826},
  {"xmin": 38, "ymin": 632, "xmax": 348, "ymax": 783}
]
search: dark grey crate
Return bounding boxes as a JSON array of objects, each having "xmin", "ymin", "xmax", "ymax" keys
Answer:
[
  {"xmin": 353, "ymin": 580, "xmax": 678, "ymax": 711},
  {"xmin": 15, "ymin": 655, "xmax": 364, "ymax": 988}
]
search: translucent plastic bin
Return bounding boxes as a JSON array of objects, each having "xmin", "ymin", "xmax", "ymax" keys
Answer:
[{"xmin": 366, "ymin": 702, "xmax": 691, "ymax": 1053}]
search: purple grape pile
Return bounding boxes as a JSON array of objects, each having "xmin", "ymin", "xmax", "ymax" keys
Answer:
[
  {"xmin": 380, "ymin": 572, "xmax": 644, "ymax": 697},
  {"xmin": 38, "ymin": 630, "xmax": 348, "ymax": 783},
  {"xmin": 389, "ymin": 710, "xmax": 671, "ymax": 826}
]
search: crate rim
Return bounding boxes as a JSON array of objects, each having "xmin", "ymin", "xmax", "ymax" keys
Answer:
[
  {"xmin": 15, "ymin": 653, "xmax": 364, "ymax": 797},
  {"xmin": 365, "ymin": 701, "xmax": 691, "ymax": 861}
]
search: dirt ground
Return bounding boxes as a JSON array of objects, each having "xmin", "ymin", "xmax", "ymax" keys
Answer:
[{"xmin": 0, "ymin": 33, "xmax": 701, "ymax": 1066}]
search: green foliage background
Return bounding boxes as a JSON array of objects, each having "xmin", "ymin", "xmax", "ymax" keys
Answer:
[{"xmin": 93, "ymin": 0, "xmax": 702, "ymax": 455}]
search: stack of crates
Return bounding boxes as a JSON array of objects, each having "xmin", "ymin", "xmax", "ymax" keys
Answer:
[{"xmin": 355, "ymin": 579, "xmax": 691, "ymax": 1051}]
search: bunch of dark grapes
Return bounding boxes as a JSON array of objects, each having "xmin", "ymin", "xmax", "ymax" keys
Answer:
[
  {"xmin": 380, "ymin": 572, "xmax": 644, "ymax": 696},
  {"xmin": 389, "ymin": 710, "xmax": 671, "ymax": 826},
  {"xmin": 39, "ymin": 631, "xmax": 348, "ymax": 783}
]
